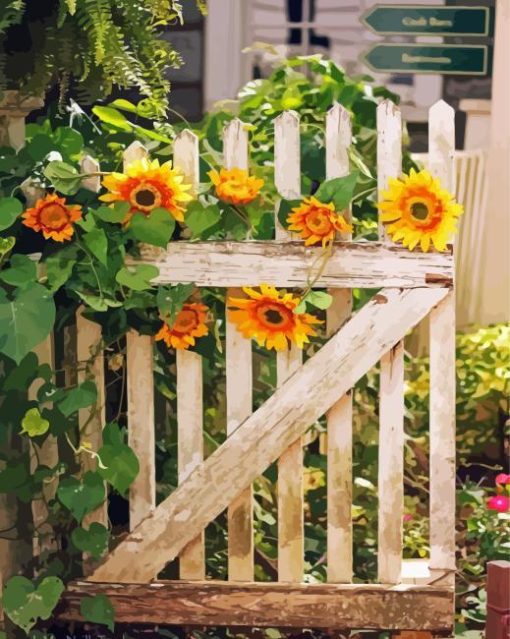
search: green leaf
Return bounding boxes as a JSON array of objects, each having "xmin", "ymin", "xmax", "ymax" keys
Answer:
[
  {"xmin": 53, "ymin": 126, "xmax": 84, "ymax": 156},
  {"xmin": 313, "ymin": 172, "xmax": 359, "ymax": 210},
  {"xmin": 0, "ymin": 254, "xmax": 37, "ymax": 288},
  {"xmin": 116, "ymin": 264, "xmax": 159, "ymax": 291},
  {"xmin": 43, "ymin": 161, "xmax": 82, "ymax": 195},
  {"xmin": 71, "ymin": 522, "xmax": 109, "ymax": 560},
  {"xmin": 0, "ymin": 283, "xmax": 56, "ymax": 364},
  {"xmin": 57, "ymin": 380, "xmax": 97, "ymax": 417},
  {"xmin": 185, "ymin": 201, "xmax": 221, "ymax": 238},
  {"xmin": 44, "ymin": 245, "xmax": 78, "ymax": 292},
  {"xmin": 0, "ymin": 236, "xmax": 15, "ymax": 262},
  {"xmin": 83, "ymin": 228, "xmax": 108, "ymax": 266},
  {"xmin": 2, "ymin": 352, "xmax": 39, "ymax": 391},
  {"xmin": 109, "ymin": 98, "xmax": 137, "ymax": 113},
  {"xmin": 75, "ymin": 291, "xmax": 122, "ymax": 312},
  {"xmin": 306, "ymin": 290, "xmax": 333, "ymax": 310},
  {"xmin": 80, "ymin": 594, "xmax": 115, "ymax": 632},
  {"xmin": 57, "ymin": 472, "xmax": 105, "ymax": 522},
  {"xmin": 92, "ymin": 202, "xmax": 129, "ymax": 224},
  {"xmin": 92, "ymin": 106, "xmax": 132, "ymax": 132},
  {"xmin": 130, "ymin": 209, "xmax": 176, "ymax": 248},
  {"xmin": 0, "ymin": 197, "xmax": 23, "ymax": 231},
  {"xmin": 0, "ymin": 462, "xmax": 34, "ymax": 502},
  {"xmin": 3, "ymin": 576, "xmax": 64, "ymax": 633},
  {"xmin": 97, "ymin": 423, "xmax": 139, "ymax": 496},
  {"xmin": 21, "ymin": 408, "xmax": 50, "ymax": 438},
  {"xmin": 157, "ymin": 283, "xmax": 194, "ymax": 325},
  {"xmin": 276, "ymin": 198, "xmax": 301, "ymax": 231}
]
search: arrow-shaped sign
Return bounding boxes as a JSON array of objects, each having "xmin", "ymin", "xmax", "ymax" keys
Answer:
[
  {"xmin": 362, "ymin": 5, "xmax": 492, "ymax": 37},
  {"xmin": 363, "ymin": 44, "xmax": 490, "ymax": 76}
]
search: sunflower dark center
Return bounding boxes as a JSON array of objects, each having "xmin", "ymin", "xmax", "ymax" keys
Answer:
[
  {"xmin": 264, "ymin": 309, "xmax": 284, "ymax": 324},
  {"xmin": 135, "ymin": 189, "xmax": 157, "ymax": 207},
  {"xmin": 410, "ymin": 201, "xmax": 430, "ymax": 220}
]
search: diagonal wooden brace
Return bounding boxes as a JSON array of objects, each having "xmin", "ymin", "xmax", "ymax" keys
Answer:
[{"xmin": 90, "ymin": 287, "xmax": 448, "ymax": 583}]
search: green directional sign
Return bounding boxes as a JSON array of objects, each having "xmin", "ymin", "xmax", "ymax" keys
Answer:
[
  {"xmin": 363, "ymin": 44, "xmax": 489, "ymax": 76},
  {"xmin": 362, "ymin": 5, "xmax": 492, "ymax": 37}
]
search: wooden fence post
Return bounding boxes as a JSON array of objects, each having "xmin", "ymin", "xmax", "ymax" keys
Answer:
[{"xmin": 486, "ymin": 561, "xmax": 510, "ymax": 639}]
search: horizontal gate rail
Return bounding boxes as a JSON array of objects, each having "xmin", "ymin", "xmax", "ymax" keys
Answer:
[
  {"xmin": 59, "ymin": 580, "xmax": 454, "ymax": 631},
  {"xmin": 130, "ymin": 241, "xmax": 453, "ymax": 288},
  {"xmin": 89, "ymin": 286, "xmax": 447, "ymax": 584}
]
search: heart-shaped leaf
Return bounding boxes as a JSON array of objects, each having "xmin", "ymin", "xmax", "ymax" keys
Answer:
[
  {"xmin": 80, "ymin": 594, "xmax": 115, "ymax": 632},
  {"xmin": 21, "ymin": 408, "xmax": 50, "ymax": 438},
  {"xmin": 0, "ymin": 283, "xmax": 56, "ymax": 364},
  {"xmin": 57, "ymin": 471, "xmax": 105, "ymax": 522},
  {"xmin": 0, "ymin": 254, "xmax": 37, "ymax": 288},
  {"xmin": 97, "ymin": 423, "xmax": 139, "ymax": 496},
  {"xmin": 71, "ymin": 522, "xmax": 109, "ymax": 559},
  {"xmin": 3, "ymin": 576, "xmax": 64, "ymax": 633},
  {"xmin": 43, "ymin": 160, "xmax": 82, "ymax": 195},
  {"xmin": 0, "ymin": 197, "xmax": 23, "ymax": 231},
  {"xmin": 83, "ymin": 228, "xmax": 108, "ymax": 265},
  {"xmin": 130, "ymin": 209, "xmax": 175, "ymax": 248},
  {"xmin": 57, "ymin": 380, "xmax": 97, "ymax": 417},
  {"xmin": 116, "ymin": 264, "xmax": 159, "ymax": 291}
]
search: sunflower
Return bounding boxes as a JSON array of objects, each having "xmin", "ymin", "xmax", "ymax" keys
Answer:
[
  {"xmin": 22, "ymin": 193, "xmax": 82, "ymax": 242},
  {"xmin": 155, "ymin": 302, "xmax": 209, "ymax": 350},
  {"xmin": 227, "ymin": 284, "xmax": 322, "ymax": 351},
  {"xmin": 208, "ymin": 168, "xmax": 264, "ymax": 205},
  {"xmin": 287, "ymin": 196, "xmax": 352, "ymax": 246},
  {"xmin": 100, "ymin": 158, "xmax": 192, "ymax": 224},
  {"xmin": 378, "ymin": 168, "xmax": 463, "ymax": 252}
]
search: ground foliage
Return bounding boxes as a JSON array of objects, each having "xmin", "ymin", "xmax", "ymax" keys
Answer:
[{"xmin": 0, "ymin": 56, "xmax": 507, "ymax": 637}]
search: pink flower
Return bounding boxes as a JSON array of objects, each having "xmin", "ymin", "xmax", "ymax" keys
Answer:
[
  {"xmin": 487, "ymin": 495, "xmax": 510, "ymax": 513},
  {"xmin": 495, "ymin": 473, "xmax": 510, "ymax": 486},
  {"xmin": 403, "ymin": 514, "xmax": 413, "ymax": 522}
]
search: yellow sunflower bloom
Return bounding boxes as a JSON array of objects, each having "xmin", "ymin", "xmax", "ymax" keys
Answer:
[
  {"xmin": 155, "ymin": 302, "xmax": 209, "ymax": 350},
  {"xmin": 22, "ymin": 193, "xmax": 82, "ymax": 242},
  {"xmin": 287, "ymin": 195, "xmax": 353, "ymax": 246},
  {"xmin": 378, "ymin": 168, "xmax": 463, "ymax": 252},
  {"xmin": 208, "ymin": 168, "xmax": 264, "ymax": 205},
  {"xmin": 227, "ymin": 284, "xmax": 322, "ymax": 352},
  {"xmin": 100, "ymin": 158, "xmax": 192, "ymax": 224}
]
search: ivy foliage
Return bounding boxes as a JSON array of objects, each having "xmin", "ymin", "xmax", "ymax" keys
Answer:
[{"xmin": 0, "ymin": 0, "xmax": 207, "ymax": 118}]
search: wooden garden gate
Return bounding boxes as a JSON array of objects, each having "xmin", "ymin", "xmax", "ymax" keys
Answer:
[{"xmin": 59, "ymin": 99, "xmax": 457, "ymax": 635}]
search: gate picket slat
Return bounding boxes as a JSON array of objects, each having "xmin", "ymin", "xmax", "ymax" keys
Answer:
[
  {"xmin": 274, "ymin": 110, "xmax": 303, "ymax": 582},
  {"xmin": 126, "ymin": 331, "xmax": 155, "ymax": 530},
  {"xmin": 325, "ymin": 103, "xmax": 353, "ymax": 583},
  {"xmin": 428, "ymin": 100, "xmax": 456, "ymax": 587},
  {"xmin": 376, "ymin": 100, "xmax": 404, "ymax": 584},
  {"xmin": 174, "ymin": 129, "xmax": 205, "ymax": 579},
  {"xmin": 224, "ymin": 119, "xmax": 254, "ymax": 581}
]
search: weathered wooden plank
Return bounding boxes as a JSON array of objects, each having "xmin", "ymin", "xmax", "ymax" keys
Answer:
[
  {"xmin": 325, "ymin": 103, "xmax": 353, "ymax": 583},
  {"xmin": 126, "ymin": 331, "xmax": 155, "ymax": 530},
  {"xmin": 80, "ymin": 155, "xmax": 101, "ymax": 193},
  {"xmin": 428, "ymin": 100, "xmax": 456, "ymax": 589},
  {"xmin": 174, "ymin": 128, "xmax": 205, "ymax": 580},
  {"xmin": 485, "ymin": 561, "xmax": 510, "ymax": 639},
  {"xmin": 123, "ymin": 140, "xmax": 149, "ymax": 167},
  {"xmin": 377, "ymin": 100, "xmax": 402, "ymax": 241},
  {"xmin": 378, "ymin": 341, "xmax": 405, "ymax": 584},
  {"xmin": 30, "ymin": 334, "xmax": 58, "ymax": 556},
  {"xmin": 76, "ymin": 309, "xmax": 107, "ymax": 539},
  {"xmin": 223, "ymin": 120, "xmax": 254, "ymax": 581},
  {"xmin": 89, "ymin": 287, "xmax": 447, "ymax": 583},
  {"xmin": 274, "ymin": 110, "xmax": 303, "ymax": 582},
  {"xmin": 376, "ymin": 97, "xmax": 404, "ymax": 585},
  {"xmin": 131, "ymin": 241, "xmax": 454, "ymax": 289},
  {"xmin": 60, "ymin": 580, "xmax": 454, "ymax": 631},
  {"xmin": 176, "ymin": 349, "xmax": 205, "ymax": 579}
]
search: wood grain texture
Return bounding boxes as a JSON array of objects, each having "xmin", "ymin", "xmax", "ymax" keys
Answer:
[
  {"xmin": 224, "ymin": 121, "xmax": 254, "ymax": 581},
  {"xmin": 174, "ymin": 128, "xmax": 205, "ymax": 580},
  {"xmin": 30, "ymin": 334, "xmax": 58, "ymax": 556},
  {"xmin": 80, "ymin": 155, "xmax": 101, "ymax": 193},
  {"xmin": 428, "ymin": 101, "xmax": 456, "ymax": 588},
  {"xmin": 377, "ymin": 100, "xmax": 402, "ymax": 241},
  {"xmin": 378, "ymin": 341, "xmax": 405, "ymax": 584},
  {"xmin": 89, "ymin": 287, "xmax": 447, "ymax": 583},
  {"xmin": 325, "ymin": 103, "xmax": 353, "ymax": 583},
  {"xmin": 130, "ymin": 241, "xmax": 453, "ymax": 289},
  {"xmin": 274, "ymin": 110, "xmax": 304, "ymax": 582},
  {"xmin": 126, "ymin": 331, "xmax": 155, "ymax": 530},
  {"xmin": 76, "ymin": 309, "xmax": 107, "ymax": 538},
  {"xmin": 60, "ymin": 580, "xmax": 454, "ymax": 631}
]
